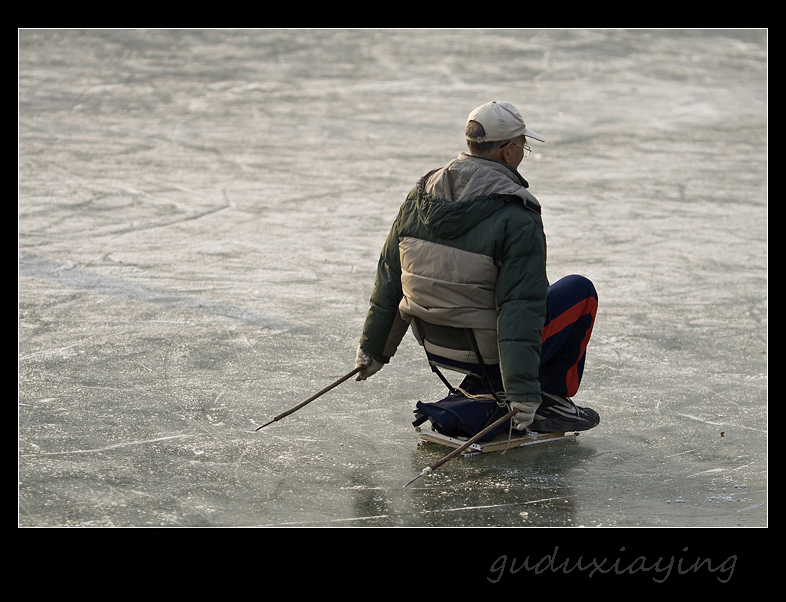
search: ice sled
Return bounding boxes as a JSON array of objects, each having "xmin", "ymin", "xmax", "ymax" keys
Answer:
[{"xmin": 414, "ymin": 426, "xmax": 577, "ymax": 457}]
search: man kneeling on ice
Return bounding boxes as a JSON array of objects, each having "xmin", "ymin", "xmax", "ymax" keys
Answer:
[{"xmin": 354, "ymin": 101, "xmax": 600, "ymax": 436}]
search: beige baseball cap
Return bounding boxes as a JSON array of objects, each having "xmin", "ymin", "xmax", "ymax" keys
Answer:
[{"xmin": 466, "ymin": 101, "xmax": 545, "ymax": 143}]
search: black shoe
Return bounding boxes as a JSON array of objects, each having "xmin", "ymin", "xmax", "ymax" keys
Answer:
[{"xmin": 530, "ymin": 392, "xmax": 600, "ymax": 433}]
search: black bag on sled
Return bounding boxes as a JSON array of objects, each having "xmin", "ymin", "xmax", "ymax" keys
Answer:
[{"xmin": 412, "ymin": 391, "xmax": 510, "ymax": 442}]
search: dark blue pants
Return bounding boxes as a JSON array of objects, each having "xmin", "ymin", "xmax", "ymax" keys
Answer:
[
  {"xmin": 452, "ymin": 274, "xmax": 598, "ymax": 398},
  {"xmin": 539, "ymin": 274, "xmax": 598, "ymax": 397}
]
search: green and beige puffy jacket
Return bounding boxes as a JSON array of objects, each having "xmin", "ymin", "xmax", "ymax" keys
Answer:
[{"xmin": 359, "ymin": 152, "xmax": 548, "ymax": 403}]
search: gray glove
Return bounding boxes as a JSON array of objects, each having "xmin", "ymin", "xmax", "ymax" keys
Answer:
[
  {"xmin": 355, "ymin": 346, "xmax": 384, "ymax": 381},
  {"xmin": 510, "ymin": 399, "xmax": 539, "ymax": 431}
]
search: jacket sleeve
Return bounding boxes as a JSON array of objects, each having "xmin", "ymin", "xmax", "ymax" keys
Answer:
[
  {"xmin": 359, "ymin": 210, "xmax": 409, "ymax": 363},
  {"xmin": 495, "ymin": 216, "xmax": 548, "ymax": 403}
]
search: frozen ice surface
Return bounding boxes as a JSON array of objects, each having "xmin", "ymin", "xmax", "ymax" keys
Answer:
[{"xmin": 19, "ymin": 29, "xmax": 766, "ymax": 528}]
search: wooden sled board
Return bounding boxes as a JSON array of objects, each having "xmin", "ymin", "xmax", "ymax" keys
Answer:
[{"xmin": 415, "ymin": 427, "xmax": 577, "ymax": 456}]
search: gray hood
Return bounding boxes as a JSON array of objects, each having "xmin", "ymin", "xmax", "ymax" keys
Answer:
[
  {"xmin": 413, "ymin": 153, "xmax": 542, "ymax": 240},
  {"xmin": 422, "ymin": 153, "xmax": 541, "ymax": 208}
]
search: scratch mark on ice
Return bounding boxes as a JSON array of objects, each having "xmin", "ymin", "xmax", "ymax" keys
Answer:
[
  {"xmin": 676, "ymin": 413, "xmax": 766, "ymax": 433},
  {"xmin": 20, "ymin": 434, "xmax": 195, "ymax": 456}
]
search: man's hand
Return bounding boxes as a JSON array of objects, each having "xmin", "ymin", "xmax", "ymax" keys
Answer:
[
  {"xmin": 510, "ymin": 399, "xmax": 539, "ymax": 430},
  {"xmin": 355, "ymin": 347, "xmax": 384, "ymax": 381}
]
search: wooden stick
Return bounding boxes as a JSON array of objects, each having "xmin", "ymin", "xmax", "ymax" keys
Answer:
[
  {"xmin": 404, "ymin": 406, "xmax": 517, "ymax": 487},
  {"xmin": 255, "ymin": 366, "xmax": 363, "ymax": 431}
]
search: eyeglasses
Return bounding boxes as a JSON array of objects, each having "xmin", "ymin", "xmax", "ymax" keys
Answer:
[{"xmin": 508, "ymin": 140, "xmax": 532, "ymax": 158}]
